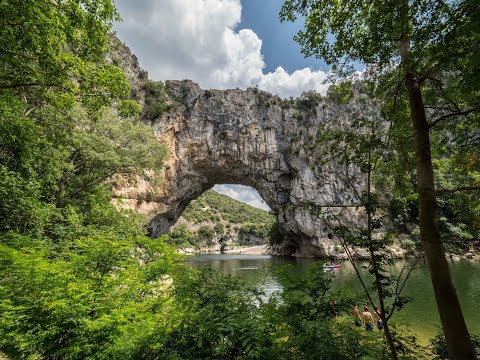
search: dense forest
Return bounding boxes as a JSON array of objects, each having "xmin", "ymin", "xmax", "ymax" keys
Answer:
[{"xmin": 0, "ymin": 0, "xmax": 479, "ymax": 359}]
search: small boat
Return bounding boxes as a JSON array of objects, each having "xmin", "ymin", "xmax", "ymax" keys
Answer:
[{"xmin": 322, "ymin": 264, "xmax": 341, "ymax": 270}]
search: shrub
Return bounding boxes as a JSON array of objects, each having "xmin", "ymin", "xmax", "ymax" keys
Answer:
[
  {"xmin": 430, "ymin": 332, "xmax": 480, "ymax": 359},
  {"xmin": 328, "ymin": 81, "xmax": 354, "ymax": 103},
  {"xmin": 142, "ymin": 81, "xmax": 172, "ymax": 120},
  {"xmin": 400, "ymin": 238, "xmax": 416, "ymax": 252}
]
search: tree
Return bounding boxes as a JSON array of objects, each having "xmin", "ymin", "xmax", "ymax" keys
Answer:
[
  {"xmin": 0, "ymin": 1, "xmax": 170, "ymax": 242},
  {"xmin": 280, "ymin": 1, "xmax": 479, "ymax": 357},
  {"xmin": 0, "ymin": 97, "xmax": 165, "ymax": 238},
  {"xmin": 0, "ymin": 0, "xmax": 132, "ymax": 114},
  {"xmin": 316, "ymin": 105, "xmax": 419, "ymax": 359},
  {"xmin": 56, "ymin": 107, "xmax": 166, "ymax": 207}
]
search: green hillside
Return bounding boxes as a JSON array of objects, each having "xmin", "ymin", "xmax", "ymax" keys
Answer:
[{"xmin": 165, "ymin": 190, "xmax": 276, "ymax": 248}]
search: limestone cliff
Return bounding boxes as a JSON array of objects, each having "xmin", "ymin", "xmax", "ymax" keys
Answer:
[
  {"xmin": 110, "ymin": 38, "xmax": 406, "ymax": 258},
  {"xmin": 113, "ymin": 82, "xmax": 382, "ymax": 256}
]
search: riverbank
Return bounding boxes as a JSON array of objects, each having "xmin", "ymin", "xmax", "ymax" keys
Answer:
[
  {"xmin": 176, "ymin": 244, "xmax": 270, "ymax": 255},
  {"xmin": 176, "ymin": 243, "xmax": 480, "ymax": 260},
  {"xmin": 223, "ymin": 245, "xmax": 269, "ymax": 255}
]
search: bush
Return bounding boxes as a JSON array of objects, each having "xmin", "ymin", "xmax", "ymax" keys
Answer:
[
  {"xmin": 142, "ymin": 81, "xmax": 172, "ymax": 120},
  {"xmin": 268, "ymin": 221, "xmax": 282, "ymax": 246},
  {"xmin": 213, "ymin": 223, "xmax": 224, "ymax": 236},
  {"xmin": 328, "ymin": 81, "xmax": 354, "ymax": 104},
  {"xmin": 430, "ymin": 332, "xmax": 480, "ymax": 359},
  {"xmin": 165, "ymin": 224, "xmax": 194, "ymax": 248},
  {"xmin": 400, "ymin": 238, "xmax": 416, "ymax": 252},
  {"xmin": 196, "ymin": 226, "xmax": 215, "ymax": 245}
]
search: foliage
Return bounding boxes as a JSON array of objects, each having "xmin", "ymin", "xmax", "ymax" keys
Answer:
[
  {"xmin": 120, "ymin": 264, "xmax": 423, "ymax": 360},
  {"xmin": 328, "ymin": 81, "xmax": 355, "ymax": 104},
  {"xmin": 400, "ymin": 238, "xmax": 416, "ymax": 253},
  {"xmin": 130, "ymin": 268, "xmax": 272, "ymax": 360},
  {"xmin": 183, "ymin": 190, "xmax": 274, "ymax": 227},
  {"xmin": 177, "ymin": 189, "xmax": 276, "ymax": 246},
  {"xmin": 165, "ymin": 224, "xmax": 195, "ymax": 248},
  {"xmin": 0, "ymin": 0, "xmax": 130, "ymax": 114},
  {"xmin": 430, "ymin": 332, "xmax": 480, "ymax": 359},
  {"xmin": 266, "ymin": 263, "xmax": 426, "ymax": 359},
  {"xmin": 0, "ymin": 231, "xmax": 180, "ymax": 360},
  {"xmin": 214, "ymin": 223, "xmax": 224, "ymax": 236},
  {"xmin": 0, "ymin": 93, "xmax": 165, "ymax": 238},
  {"xmin": 66, "ymin": 107, "xmax": 166, "ymax": 206},
  {"xmin": 294, "ymin": 90, "xmax": 322, "ymax": 114},
  {"xmin": 315, "ymin": 108, "xmax": 418, "ymax": 359},
  {"xmin": 280, "ymin": 0, "xmax": 480, "ymax": 88},
  {"xmin": 268, "ymin": 220, "xmax": 283, "ymax": 246},
  {"xmin": 1, "ymin": 233, "xmax": 432, "ymax": 360},
  {"xmin": 196, "ymin": 226, "xmax": 216, "ymax": 246},
  {"xmin": 280, "ymin": 1, "xmax": 479, "ymax": 355},
  {"xmin": 0, "ymin": 3, "xmax": 185, "ymax": 358},
  {"xmin": 142, "ymin": 80, "xmax": 175, "ymax": 120}
]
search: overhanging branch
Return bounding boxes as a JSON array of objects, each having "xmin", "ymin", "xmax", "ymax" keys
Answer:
[
  {"xmin": 437, "ymin": 186, "xmax": 480, "ymax": 194},
  {"xmin": 428, "ymin": 109, "xmax": 476, "ymax": 128}
]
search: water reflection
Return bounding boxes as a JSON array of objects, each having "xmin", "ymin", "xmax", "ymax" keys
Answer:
[{"xmin": 186, "ymin": 254, "xmax": 480, "ymax": 342}]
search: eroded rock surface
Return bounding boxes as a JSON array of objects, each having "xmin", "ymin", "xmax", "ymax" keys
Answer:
[{"xmin": 112, "ymin": 74, "xmax": 392, "ymax": 257}]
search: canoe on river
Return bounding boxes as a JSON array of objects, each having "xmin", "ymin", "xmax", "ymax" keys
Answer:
[{"xmin": 323, "ymin": 264, "xmax": 341, "ymax": 270}]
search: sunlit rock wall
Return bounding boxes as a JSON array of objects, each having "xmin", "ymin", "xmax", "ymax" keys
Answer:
[{"xmin": 114, "ymin": 76, "xmax": 386, "ymax": 257}]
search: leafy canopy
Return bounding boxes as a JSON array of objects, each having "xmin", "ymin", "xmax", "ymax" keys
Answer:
[
  {"xmin": 280, "ymin": 0, "xmax": 479, "ymax": 77},
  {"xmin": 0, "ymin": 0, "xmax": 131, "ymax": 112}
]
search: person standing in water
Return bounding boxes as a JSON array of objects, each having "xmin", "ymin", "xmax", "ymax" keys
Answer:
[
  {"xmin": 362, "ymin": 306, "xmax": 374, "ymax": 332},
  {"xmin": 353, "ymin": 305, "xmax": 362, "ymax": 327},
  {"xmin": 373, "ymin": 305, "xmax": 384, "ymax": 330}
]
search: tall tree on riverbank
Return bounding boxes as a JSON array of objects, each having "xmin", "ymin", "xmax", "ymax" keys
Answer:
[
  {"xmin": 316, "ymin": 106, "xmax": 422, "ymax": 359},
  {"xmin": 280, "ymin": 0, "xmax": 479, "ymax": 358}
]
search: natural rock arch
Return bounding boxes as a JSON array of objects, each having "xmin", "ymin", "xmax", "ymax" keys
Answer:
[{"xmin": 114, "ymin": 79, "xmax": 379, "ymax": 257}]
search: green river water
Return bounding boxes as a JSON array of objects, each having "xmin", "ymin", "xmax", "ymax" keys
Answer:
[{"xmin": 186, "ymin": 254, "xmax": 480, "ymax": 344}]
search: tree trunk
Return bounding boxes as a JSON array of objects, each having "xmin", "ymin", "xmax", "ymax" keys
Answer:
[
  {"xmin": 368, "ymin": 244, "xmax": 399, "ymax": 360},
  {"xmin": 367, "ymin": 149, "xmax": 398, "ymax": 360},
  {"xmin": 405, "ymin": 73, "xmax": 476, "ymax": 359},
  {"xmin": 55, "ymin": 176, "xmax": 66, "ymax": 208}
]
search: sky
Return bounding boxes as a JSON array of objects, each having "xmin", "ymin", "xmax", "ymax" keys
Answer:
[{"xmin": 113, "ymin": 0, "xmax": 332, "ymax": 211}]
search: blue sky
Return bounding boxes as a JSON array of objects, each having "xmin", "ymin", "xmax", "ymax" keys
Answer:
[
  {"xmin": 114, "ymin": 0, "xmax": 332, "ymax": 98},
  {"xmin": 238, "ymin": 0, "xmax": 329, "ymax": 74},
  {"xmin": 113, "ymin": 0, "xmax": 332, "ymax": 210}
]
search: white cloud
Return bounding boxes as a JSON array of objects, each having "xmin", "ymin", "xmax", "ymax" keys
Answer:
[
  {"xmin": 258, "ymin": 66, "xmax": 331, "ymax": 98},
  {"xmin": 114, "ymin": 0, "xmax": 331, "ymax": 97},
  {"xmin": 212, "ymin": 184, "xmax": 270, "ymax": 211}
]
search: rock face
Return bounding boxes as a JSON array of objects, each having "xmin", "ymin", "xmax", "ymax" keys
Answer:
[{"xmin": 113, "ymin": 76, "xmax": 388, "ymax": 258}]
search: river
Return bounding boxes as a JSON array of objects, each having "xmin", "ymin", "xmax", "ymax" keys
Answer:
[{"xmin": 185, "ymin": 254, "xmax": 480, "ymax": 344}]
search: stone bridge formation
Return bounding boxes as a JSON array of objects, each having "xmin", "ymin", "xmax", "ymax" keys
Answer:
[{"xmin": 114, "ymin": 78, "xmax": 378, "ymax": 257}]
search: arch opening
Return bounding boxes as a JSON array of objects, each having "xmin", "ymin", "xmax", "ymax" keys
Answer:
[
  {"xmin": 212, "ymin": 184, "xmax": 271, "ymax": 212},
  {"xmin": 166, "ymin": 184, "xmax": 278, "ymax": 251}
]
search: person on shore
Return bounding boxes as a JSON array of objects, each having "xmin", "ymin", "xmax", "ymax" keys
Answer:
[
  {"xmin": 373, "ymin": 305, "xmax": 384, "ymax": 330},
  {"xmin": 362, "ymin": 306, "xmax": 374, "ymax": 332},
  {"xmin": 353, "ymin": 305, "xmax": 362, "ymax": 327}
]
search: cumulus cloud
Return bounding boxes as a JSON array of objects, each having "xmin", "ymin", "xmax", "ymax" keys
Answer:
[
  {"xmin": 212, "ymin": 185, "xmax": 271, "ymax": 211},
  {"xmin": 258, "ymin": 66, "xmax": 331, "ymax": 98},
  {"xmin": 114, "ymin": 0, "xmax": 331, "ymax": 96}
]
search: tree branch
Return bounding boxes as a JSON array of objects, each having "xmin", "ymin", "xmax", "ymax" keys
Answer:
[
  {"xmin": 437, "ymin": 186, "xmax": 480, "ymax": 194},
  {"xmin": 428, "ymin": 109, "xmax": 476, "ymax": 128},
  {"xmin": 0, "ymin": 82, "xmax": 62, "ymax": 89}
]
